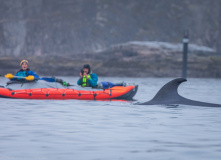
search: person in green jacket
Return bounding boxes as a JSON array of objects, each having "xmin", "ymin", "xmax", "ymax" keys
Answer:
[
  {"xmin": 77, "ymin": 64, "xmax": 125, "ymax": 89},
  {"xmin": 77, "ymin": 64, "xmax": 98, "ymax": 87}
]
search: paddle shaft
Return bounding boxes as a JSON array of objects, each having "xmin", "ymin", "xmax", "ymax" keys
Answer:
[
  {"xmin": 1, "ymin": 74, "xmax": 74, "ymax": 86},
  {"xmin": 12, "ymin": 76, "xmax": 32, "ymax": 79},
  {"xmin": 1, "ymin": 74, "xmax": 55, "ymax": 82},
  {"xmin": 13, "ymin": 76, "xmax": 56, "ymax": 82}
]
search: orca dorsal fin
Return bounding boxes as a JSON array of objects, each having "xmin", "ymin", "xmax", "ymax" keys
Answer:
[{"xmin": 140, "ymin": 78, "xmax": 221, "ymax": 107}]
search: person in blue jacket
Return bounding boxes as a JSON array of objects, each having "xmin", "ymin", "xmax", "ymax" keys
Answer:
[
  {"xmin": 77, "ymin": 64, "xmax": 125, "ymax": 89},
  {"xmin": 11, "ymin": 60, "xmax": 39, "ymax": 81},
  {"xmin": 77, "ymin": 64, "xmax": 98, "ymax": 87}
]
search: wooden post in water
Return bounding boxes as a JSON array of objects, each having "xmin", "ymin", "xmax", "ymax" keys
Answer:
[{"xmin": 182, "ymin": 30, "xmax": 189, "ymax": 78}]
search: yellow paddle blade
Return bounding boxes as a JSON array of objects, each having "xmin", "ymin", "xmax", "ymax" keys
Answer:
[
  {"xmin": 5, "ymin": 73, "xmax": 14, "ymax": 79},
  {"xmin": 26, "ymin": 75, "xmax": 35, "ymax": 81}
]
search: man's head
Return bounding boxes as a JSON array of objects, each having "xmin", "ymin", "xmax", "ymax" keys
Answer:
[
  {"xmin": 20, "ymin": 60, "xmax": 29, "ymax": 71},
  {"xmin": 83, "ymin": 64, "xmax": 91, "ymax": 74}
]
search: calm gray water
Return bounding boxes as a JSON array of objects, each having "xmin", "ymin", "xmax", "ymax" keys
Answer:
[{"xmin": 1, "ymin": 77, "xmax": 221, "ymax": 160}]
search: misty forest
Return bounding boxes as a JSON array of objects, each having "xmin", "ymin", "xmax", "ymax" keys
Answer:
[{"xmin": 0, "ymin": 0, "xmax": 221, "ymax": 77}]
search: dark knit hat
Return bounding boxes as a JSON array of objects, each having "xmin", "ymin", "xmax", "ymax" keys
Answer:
[{"xmin": 83, "ymin": 64, "xmax": 91, "ymax": 73}]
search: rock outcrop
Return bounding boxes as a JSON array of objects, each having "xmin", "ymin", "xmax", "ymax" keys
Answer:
[{"xmin": 1, "ymin": 41, "xmax": 220, "ymax": 78}]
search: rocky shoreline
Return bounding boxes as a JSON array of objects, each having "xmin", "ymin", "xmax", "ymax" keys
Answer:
[{"xmin": 1, "ymin": 42, "xmax": 221, "ymax": 78}]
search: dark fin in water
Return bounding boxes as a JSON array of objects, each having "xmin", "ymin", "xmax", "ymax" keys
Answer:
[{"xmin": 140, "ymin": 78, "xmax": 221, "ymax": 107}]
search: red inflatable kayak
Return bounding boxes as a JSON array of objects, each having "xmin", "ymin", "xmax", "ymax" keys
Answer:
[{"xmin": 0, "ymin": 81, "xmax": 138, "ymax": 100}]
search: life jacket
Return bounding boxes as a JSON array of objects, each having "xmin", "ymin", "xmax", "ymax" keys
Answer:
[
  {"xmin": 17, "ymin": 71, "xmax": 27, "ymax": 77},
  {"xmin": 16, "ymin": 69, "xmax": 29, "ymax": 80},
  {"xmin": 82, "ymin": 74, "xmax": 91, "ymax": 87}
]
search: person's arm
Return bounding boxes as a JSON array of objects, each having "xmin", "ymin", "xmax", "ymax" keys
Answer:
[
  {"xmin": 88, "ymin": 73, "xmax": 98, "ymax": 87},
  {"xmin": 11, "ymin": 72, "xmax": 19, "ymax": 81},
  {"xmin": 27, "ymin": 71, "xmax": 39, "ymax": 80},
  {"xmin": 77, "ymin": 78, "xmax": 82, "ymax": 85}
]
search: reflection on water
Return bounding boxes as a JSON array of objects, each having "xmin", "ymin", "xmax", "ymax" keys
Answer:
[{"xmin": 0, "ymin": 77, "xmax": 221, "ymax": 160}]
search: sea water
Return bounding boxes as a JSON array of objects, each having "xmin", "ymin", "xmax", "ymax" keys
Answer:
[{"xmin": 0, "ymin": 77, "xmax": 221, "ymax": 160}]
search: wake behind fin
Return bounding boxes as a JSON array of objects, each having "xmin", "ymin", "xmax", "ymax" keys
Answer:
[{"xmin": 140, "ymin": 78, "xmax": 221, "ymax": 107}]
